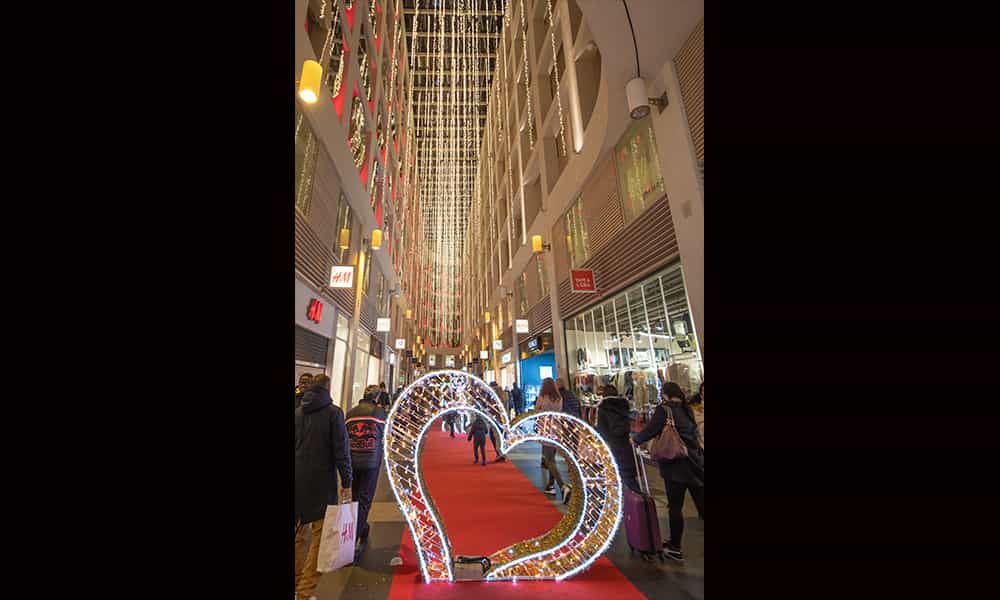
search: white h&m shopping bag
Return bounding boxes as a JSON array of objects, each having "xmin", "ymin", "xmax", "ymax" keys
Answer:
[{"xmin": 316, "ymin": 501, "xmax": 358, "ymax": 573}]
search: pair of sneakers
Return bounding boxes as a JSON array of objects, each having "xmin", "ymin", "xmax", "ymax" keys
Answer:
[{"xmin": 663, "ymin": 541, "xmax": 684, "ymax": 561}]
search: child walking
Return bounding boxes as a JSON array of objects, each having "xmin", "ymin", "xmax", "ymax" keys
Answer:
[{"xmin": 468, "ymin": 415, "xmax": 488, "ymax": 466}]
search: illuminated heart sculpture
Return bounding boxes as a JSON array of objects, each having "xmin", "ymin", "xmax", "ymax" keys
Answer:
[{"xmin": 383, "ymin": 370, "xmax": 623, "ymax": 582}]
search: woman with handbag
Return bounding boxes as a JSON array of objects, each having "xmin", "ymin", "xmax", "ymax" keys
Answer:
[{"xmin": 631, "ymin": 381, "xmax": 704, "ymax": 562}]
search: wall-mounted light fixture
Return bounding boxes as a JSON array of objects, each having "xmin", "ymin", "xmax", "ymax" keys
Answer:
[
  {"xmin": 371, "ymin": 228, "xmax": 383, "ymax": 250},
  {"xmin": 622, "ymin": 1, "xmax": 668, "ymax": 120},
  {"xmin": 532, "ymin": 235, "xmax": 551, "ymax": 253},
  {"xmin": 339, "ymin": 228, "xmax": 351, "ymax": 250},
  {"xmin": 298, "ymin": 60, "xmax": 322, "ymax": 104},
  {"xmin": 406, "ymin": 308, "xmax": 413, "ymax": 320},
  {"xmin": 484, "ymin": 311, "xmax": 491, "ymax": 323}
]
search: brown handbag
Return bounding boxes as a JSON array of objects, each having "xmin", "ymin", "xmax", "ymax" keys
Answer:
[{"xmin": 651, "ymin": 405, "xmax": 689, "ymax": 462}]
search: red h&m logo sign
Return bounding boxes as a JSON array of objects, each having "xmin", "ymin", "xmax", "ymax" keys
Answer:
[
  {"xmin": 571, "ymin": 269, "xmax": 597, "ymax": 293},
  {"xmin": 307, "ymin": 299, "xmax": 323, "ymax": 324}
]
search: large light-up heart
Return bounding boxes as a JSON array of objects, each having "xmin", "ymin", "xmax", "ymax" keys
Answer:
[{"xmin": 383, "ymin": 370, "xmax": 623, "ymax": 582}]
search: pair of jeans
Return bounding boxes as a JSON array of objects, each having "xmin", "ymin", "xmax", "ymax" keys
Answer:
[
  {"xmin": 541, "ymin": 445, "xmax": 565, "ymax": 489},
  {"xmin": 294, "ymin": 518, "xmax": 324, "ymax": 599},
  {"xmin": 489, "ymin": 428, "xmax": 503, "ymax": 457},
  {"xmin": 473, "ymin": 437, "xmax": 487, "ymax": 463},
  {"xmin": 352, "ymin": 468, "xmax": 380, "ymax": 543},
  {"xmin": 663, "ymin": 479, "xmax": 705, "ymax": 547}
]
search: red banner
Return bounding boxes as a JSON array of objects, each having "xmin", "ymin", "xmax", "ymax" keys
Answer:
[{"xmin": 571, "ymin": 269, "xmax": 596, "ymax": 293}]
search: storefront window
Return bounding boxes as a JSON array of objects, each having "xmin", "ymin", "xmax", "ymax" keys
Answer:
[
  {"xmin": 363, "ymin": 248, "xmax": 373, "ymax": 295},
  {"xmin": 294, "ymin": 103, "xmax": 318, "ymax": 215},
  {"xmin": 564, "ymin": 262, "xmax": 702, "ymax": 406},
  {"xmin": 351, "ymin": 332, "xmax": 371, "ymax": 407},
  {"xmin": 518, "ymin": 271, "xmax": 528, "ymax": 314},
  {"xmin": 564, "ymin": 194, "xmax": 589, "ymax": 268},
  {"xmin": 615, "ymin": 115, "xmax": 665, "ymax": 224},
  {"xmin": 330, "ymin": 312, "xmax": 350, "ymax": 408},
  {"xmin": 335, "ymin": 196, "xmax": 352, "ymax": 263},
  {"xmin": 536, "ymin": 254, "xmax": 549, "ymax": 299}
]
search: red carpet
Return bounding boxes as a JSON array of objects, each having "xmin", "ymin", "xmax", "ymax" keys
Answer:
[{"xmin": 387, "ymin": 422, "xmax": 646, "ymax": 600}]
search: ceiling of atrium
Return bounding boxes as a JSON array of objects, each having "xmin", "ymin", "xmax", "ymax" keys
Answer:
[{"xmin": 402, "ymin": 0, "xmax": 505, "ymax": 345}]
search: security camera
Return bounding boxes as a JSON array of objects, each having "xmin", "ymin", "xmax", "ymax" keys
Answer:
[{"xmin": 627, "ymin": 77, "xmax": 668, "ymax": 119}]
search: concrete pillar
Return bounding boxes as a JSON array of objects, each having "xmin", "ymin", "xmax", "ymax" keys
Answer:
[{"xmin": 650, "ymin": 63, "xmax": 704, "ymax": 358}]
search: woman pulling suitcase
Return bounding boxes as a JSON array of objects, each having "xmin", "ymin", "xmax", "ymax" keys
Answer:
[{"xmin": 632, "ymin": 382, "xmax": 704, "ymax": 562}]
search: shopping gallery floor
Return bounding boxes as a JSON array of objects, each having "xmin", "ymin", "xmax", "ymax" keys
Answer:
[{"xmin": 302, "ymin": 421, "xmax": 704, "ymax": 600}]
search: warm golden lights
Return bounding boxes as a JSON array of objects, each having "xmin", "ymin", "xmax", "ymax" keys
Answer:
[
  {"xmin": 298, "ymin": 60, "xmax": 322, "ymax": 104},
  {"xmin": 371, "ymin": 228, "xmax": 383, "ymax": 250},
  {"xmin": 532, "ymin": 235, "xmax": 544, "ymax": 253},
  {"xmin": 339, "ymin": 228, "xmax": 351, "ymax": 250}
]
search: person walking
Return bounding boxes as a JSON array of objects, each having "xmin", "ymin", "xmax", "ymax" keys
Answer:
[
  {"xmin": 443, "ymin": 411, "xmax": 458, "ymax": 438},
  {"xmin": 295, "ymin": 373, "xmax": 313, "ymax": 411},
  {"xmin": 487, "ymin": 382, "xmax": 508, "ymax": 462},
  {"xmin": 596, "ymin": 385, "xmax": 640, "ymax": 494},
  {"xmin": 377, "ymin": 382, "xmax": 391, "ymax": 411},
  {"xmin": 557, "ymin": 378, "xmax": 582, "ymax": 419},
  {"xmin": 510, "ymin": 380, "xmax": 524, "ymax": 415},
  {"xmin": 534, "ymin": 378, "xmax": 572, "ymax": 504},
  {"xmin": 295, "ymin": 375, "xmax": 352, "ymax": 600},
  {"xmin": 631, "ymin": 381, "xmax": 704, "ymax": 562},
  {"xmin": 467, "ymin": 414, "xmax": 489, "ymax": 466},
  {"xmin": 346, "ymin": 385, "xmax": 388, "ymax": 560}
]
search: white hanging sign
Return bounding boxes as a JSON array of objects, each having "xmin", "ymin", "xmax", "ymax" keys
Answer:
[{"xmin": 515, "ymin": 319, "xmax": 530, "ymax": 334}]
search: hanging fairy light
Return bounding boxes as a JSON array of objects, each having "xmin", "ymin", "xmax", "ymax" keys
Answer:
[
  {"xmin": 519, "ymin": 0, "xmax": 534, "ymax": 150},
  {"xmin": 545, "ymin": 0, "xmax": 567, "ymax": 157}
]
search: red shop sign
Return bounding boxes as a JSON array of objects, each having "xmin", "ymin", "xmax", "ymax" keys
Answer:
[
  {"xmin": 307, "ymin": 299, "xmax": 324, "ymax": 324},
  {"xmin": 570, "ymin": 269, "xmax": 597, "ymax": 293}
]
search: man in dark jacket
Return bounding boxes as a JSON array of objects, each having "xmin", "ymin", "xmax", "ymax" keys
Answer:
[
  {"xmin": 595, "ymin": 386, "xmax": 639, "ymax": 493},
  {"xmin": 510, "ymin": 381, "xmax": 524, "ymax": 415},
  {"xmin": 557, "ymin": 378, "xmax": 582, "ymax": 419},
  {"xmin": 467, "ymin": 414, "xmax": 489, "ymax": 465},
  {"xmin": 377, "ymin": 382, "xmax": 391, "ymax": 410},
  {"xmin": 295, "ymin": 375, "xmax": 352, "ymax": 600},
  {"xmin": 294, "ymin": 373, "xmax": 313, "ymax": 411},
  {"xmin": 346, "ymin": 385, "xmax": 387, "ymax": 558}
]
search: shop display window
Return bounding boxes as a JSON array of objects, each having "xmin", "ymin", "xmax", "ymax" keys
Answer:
[
  {"xmin": 564, "ymin": 262, "xmax": 702, "ymax": 406},
  {"xmin": 536, "ymin": 253, "xmax": 549, "ymax": 299},
  {"xmin": 563, "ymin": 194, "xmax": 589, "ymax": 268},
  {"xmin": 334, "ymin": 195, "xmax": 353, "ymax": 263},
  {"xmin": 614, "ymin": 115, "xmax": 665, "ymax": 224},
  {"xmin": 351, "ymin": 333, "xmax": 371, "ymax": 407},
  {"xmin": 330, "ymin": 313, "xmax": 351, "ymax": 408},
  {"xmin": 294, "ymin": 103, "xmax": 319, "ymax": 215}
]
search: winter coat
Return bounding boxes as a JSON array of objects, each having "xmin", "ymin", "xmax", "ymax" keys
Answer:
[
  {"xmin": 634, "ymin": 400, "xmax": 703, "ymax": 487},
  {"xmin": 346, "ymin": 399, "xmax": 387, "ymax": 471},
  {"xmin": 377, "ymin": 391, "xmax": 391, "ymax": 410},
  {"xmin": 597, "ymin": 396, "xmax": 636, "ymax": 480},
  {"xmin": 295, "ymin": 386, "xmax": 353, "ymax": 524},
  {"xmin": 534, "ymin": 393, "xmax": 563, "ymax": 413},
  {"xmin": 510, "ymin": 386, "xmax": 524, "ymax": 413},
  {"xmin": 559, "ymin": 387, "xmax": 582, "ymax": 418},
  {"xmin": 467, "ymin": 416, "xmax": 488, "ymax": 442}
]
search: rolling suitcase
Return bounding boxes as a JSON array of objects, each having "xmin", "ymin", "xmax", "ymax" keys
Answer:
[{"xmin": 623, "ymin": 444, "xmax": 664, "ymax": 562}]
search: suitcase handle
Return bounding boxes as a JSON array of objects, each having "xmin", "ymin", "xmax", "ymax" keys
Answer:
[{"xmin": 632, "ymin": 443, "xmax": 652, "ymax": 495}]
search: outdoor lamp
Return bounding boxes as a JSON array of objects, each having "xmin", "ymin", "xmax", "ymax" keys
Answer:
[
  {"xmin": 406, "ymin": 308, "xmax": 413, "ymax": 319},
  {"xmin": 484, "ymin": 311, "xmax": 491, "ymax": 323},
  {"xmin": 532, "ymin": 235, "xmax": 551, "ymax": 253},
  {"xmin": 371, "ymin": 228, "xmax": 382, "ymax": 250},
  {"xmin": 339, "ymin": 228, "xmax": 350, "ymax": 250},
  {"xmin": 298, "ymin": 60, "xmax": 322, "ymax": 104}
]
